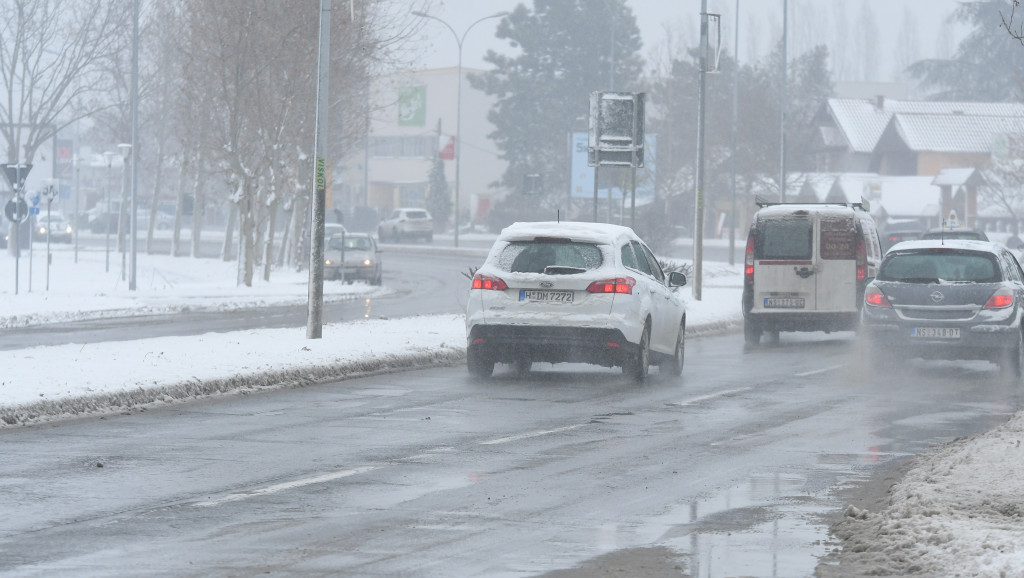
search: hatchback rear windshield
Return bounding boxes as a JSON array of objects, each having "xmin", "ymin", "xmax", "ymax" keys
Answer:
[
  {"xmin": 878, "ymin": 250, "xmax": 1000, "ymax": 283},
  {"xmin": 756, "ymin": 216, "xmax": 812, "ymax": 260},
  {"xmin": 497, "ymin": 241, "xmax": 603, "ymax": 273}
]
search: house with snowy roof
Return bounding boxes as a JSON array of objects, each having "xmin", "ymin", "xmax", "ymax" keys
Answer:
[{"xmin": 813, "ymin": 97, "xmax": 1024, "ymax": 229}]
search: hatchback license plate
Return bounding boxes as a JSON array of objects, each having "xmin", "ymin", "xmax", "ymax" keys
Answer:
[
  {"xmin": 764, "ymin": 297, "xmax": 804, "ymax": 308},
  {"xmin": 911, "ymin": 327, "xmax": 960, "ymax": 339},
  {"xmin": 520, "ymin": 290, "xmax": 573, "ymax": 303}
]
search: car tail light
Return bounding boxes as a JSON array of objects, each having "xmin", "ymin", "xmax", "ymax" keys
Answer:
[
  {"xmin": 984, "ymin": 288, "xmax": 1014, "ymax": 309},
  {"xmin": 856, "ymin": 234, "xmax": 867, "ymax": 282},
  {"xmin": 472, "ymin": 273, "xmax": 507, "ymax": 291},
  {"xmin": 864, "ymin": 286, "xmax": 891, "ymax": 308},
  {"xmin": 744, "ymin": 235, "xmax": 755, "ymax": 284},
  {"xmin": 586, "ymin": 277, "xmax": 635, "ymax": 294}
]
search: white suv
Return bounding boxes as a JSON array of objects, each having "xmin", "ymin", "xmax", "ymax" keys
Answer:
[
  {"xmin": 466, "ymin": 221, "xmax": 687, "ymax": 380},
  {"xmin": 377, "ymin": 208, "xmax": 433, "ymax": 243}
]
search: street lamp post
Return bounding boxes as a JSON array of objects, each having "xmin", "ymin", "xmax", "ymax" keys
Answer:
[
  {"xmin": 117, "ymin": 143, "xmax": 131, "ymax": 282},
  {"xmin": 103, "ymin": 151, "xmax": 115, "ymax": 273},
  {"xmin": 412, "ymin": 10, "xmax": 507, "ymax": 249}
]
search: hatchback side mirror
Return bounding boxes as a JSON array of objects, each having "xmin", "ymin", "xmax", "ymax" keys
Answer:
[{"xmin": 668, "ymin": 271, "xmax": 687, "ymax": 287}]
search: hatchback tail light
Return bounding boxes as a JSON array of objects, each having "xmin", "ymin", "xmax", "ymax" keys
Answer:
[
  {"xmin": 586, "ymin": 277, "xmax": 635, "ymax": 294},
  {"xmin": 864, "ymin": 285, "xmax": 891, "ymax": 308},
  {"xmin": 984, "ymin": 288, "xmax": 1014, "ymax": 309},
  {"xmin": 472, "ymin": 273, "xmax": 508, "ymax": 291}
]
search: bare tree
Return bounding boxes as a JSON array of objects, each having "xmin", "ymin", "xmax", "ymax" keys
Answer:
[
  {"xmin": 1002, "ymin": 0, "xmax": 1024, "ymax": 44},
  {"xmin": 0, "ymin": 0, "xmax": 127, "ymax": 254}
]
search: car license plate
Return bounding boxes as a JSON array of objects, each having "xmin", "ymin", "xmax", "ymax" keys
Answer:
[
  {"xmin": 520, "ymin": 290, "xmax": 573, "ymax": 303},
  {"xmin": 764, "ymin": 297, "xmax": 805, "ymax": 308},
  {"xmin": 910, "ymin": 327, "xmax": 960, "ymax": 339}
]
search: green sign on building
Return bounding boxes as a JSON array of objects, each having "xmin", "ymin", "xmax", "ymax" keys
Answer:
[{"xmin": 398, "ymin": 86, "xmax": 426, "ymax": 126}]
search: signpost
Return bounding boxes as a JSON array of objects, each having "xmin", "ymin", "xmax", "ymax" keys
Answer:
[
  {"xmin": 3, "ymin": 163, "xmax": 32, "ymax": 295},
  {"xmin": 587, "ymin": 92, "xmax": 645, "ymax": 227},
  {"xmin": 44, "ymin": 180, "xmax": 58, "ymax": 290}
]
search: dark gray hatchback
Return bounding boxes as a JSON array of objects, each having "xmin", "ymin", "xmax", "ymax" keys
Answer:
[{"xmin": 860, "ymin": 240, "xmax": 1024, "ymax": 375}]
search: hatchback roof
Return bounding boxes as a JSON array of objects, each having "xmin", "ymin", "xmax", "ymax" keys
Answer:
[
  {"xmin": 887, "ymin": 239, "xmax": 1001, "ymax": 253},
  {"xmin": 498, "ymin": 221, "xmax": 639, "ymax": 245}
]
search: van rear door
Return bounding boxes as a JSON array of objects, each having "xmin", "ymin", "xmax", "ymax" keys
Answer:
[
  {"xmin": 816, "ymin": 214, "xmax": 858, "ymax": 312},
  {"xmin": 753, "ymin": 214, "xmax": 816, "ymax": 312}
]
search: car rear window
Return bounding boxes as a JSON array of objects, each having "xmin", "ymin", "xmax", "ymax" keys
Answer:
[
  {"xmin": 406, "ymin": 211, "xmax": 429, "ymax": 219},
  {"xmin": 878, "ymin": 250, "xmax": 1000, "ymax": 283},
  {"xmin": 498, "ymin": 241, "xmax": 603, "ymax": 273},
  {"xmin": 757, "ymin": 216, "xmax": 812, "ymax": 260}
]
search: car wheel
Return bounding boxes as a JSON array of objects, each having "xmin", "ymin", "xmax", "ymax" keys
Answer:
[
  {"xmin": 467, "ymin": 347, "xmax": 494, "ymax": 378},
  {"xmin": 1001, "ymin": 332, "xmax": 1024, "ymax": 378},
  {"xmin": 744, "ymin": 321, "xmax": 761, "ymax": 346},
  {"xmin": 371, "ymin": 272, "xmax": 382, "ymax": 286},
  {"xmin": 662, "ymin": 320, "xmax": 685, "ymax": 377},
  {"xmin": 623, "ymin": 322, "xmax": 651, "ymax": 381}
]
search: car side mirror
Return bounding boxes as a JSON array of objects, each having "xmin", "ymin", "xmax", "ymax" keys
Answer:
[{"xmin": 668, "ymin": 271, "xmax": 687, "ymax": 287}]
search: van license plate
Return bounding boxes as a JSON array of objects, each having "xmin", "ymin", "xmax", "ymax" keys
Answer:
[
  {"xmin": 521, "ymin": 290, "xmax": 573, "ymax": 303},
  {"xmin": 911, "ymin": 327, "xmax": 960, "ymax": 339},
  {"xmin": 764, "ymin": 298, "xmax": 805, "ymax": 308}
]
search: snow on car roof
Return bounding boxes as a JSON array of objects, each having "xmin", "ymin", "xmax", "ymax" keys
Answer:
[
  {"xmin": 887, "ymin": 239, "xmax": 1002, "ymax": 253},
  {"xmin": 497, "ymin": 221, "xmax": 639, "ymax": 244},
  {"xmin": 755, "ymin": 203, "xmax": 863, "ymax": 218}
]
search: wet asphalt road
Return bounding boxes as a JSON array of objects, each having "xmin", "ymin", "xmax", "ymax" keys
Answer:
[{"xmin": 1, "ymin": 328, "xmax": 1020, "ymax": 576}]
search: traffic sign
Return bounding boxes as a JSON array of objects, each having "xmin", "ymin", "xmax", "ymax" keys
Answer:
[
  {"xmin": 2, "ymin": 164, "xmax": 32, "ymax": 191},
  {"xmin": 29, "ymin": 207, "xmax": 39, "ymax": 215},
  {"xmin": 30, "ymin": 193, "xmax": 40, "ymax": 207},
  {"xmin": 4, "ymin": 197, "xmax": 29, "ymax": 223}
]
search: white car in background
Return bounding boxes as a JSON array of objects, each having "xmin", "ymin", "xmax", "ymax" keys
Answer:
[
  {"xmin": 377, "ymin": 208, "xmax": 432, "ymax": 243},
  {"xmin": 465, "ymin": 221, "xmax": 687, "ymax": 380}
]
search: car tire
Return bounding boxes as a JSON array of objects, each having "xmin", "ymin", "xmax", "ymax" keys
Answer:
[
  {"xmin": 1001, "ymin": 333, "xmax": 1024, "ymax": 378},
  {"xmin": 467, "ymin": 347, "xmax": 494, "ymax": 378},
  {"xmin": 744, "ymin": 321, "xmax": 761, "ymax": 346},
  {"xmin": 623, "ymin": 322, "xmax": 651, "ymax": 381},
  {"xmin": 662, "ymin": 320, "xmax": 685, "ymax": 377}
]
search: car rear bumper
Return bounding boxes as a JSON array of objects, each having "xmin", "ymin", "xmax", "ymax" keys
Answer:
[
  {"xmin": 744, "ymin": 310, "xmax": 860, "ymax": 332},
  {"xmin": 467, "ymin": 324, "xmax": 635, "ymax": 367},
  {"xmin": 860, "ymin": 322, "xmax": 1019, "ymax": 360}
]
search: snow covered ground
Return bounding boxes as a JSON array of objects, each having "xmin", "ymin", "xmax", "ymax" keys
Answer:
[{"xmin": 2, "ymin": 236, "xmax": 1023, "ymax": 575}]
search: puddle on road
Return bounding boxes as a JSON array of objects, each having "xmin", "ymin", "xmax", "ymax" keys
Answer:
[{"xmin": 610, "ymin": 462, "xmax": 880, "ymax": 578}]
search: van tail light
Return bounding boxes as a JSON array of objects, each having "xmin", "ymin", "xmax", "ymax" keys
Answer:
[
  {"xmin": 587, "ymin": 277, "xmax": 636, "ymax": 294},
  {"xmin": 856, "ymin": 234, "xmax": 867, "ymax": 282},
  {"xmin": 864, "ymin": 286, "xmax": 891, "ymax": 308},
  {"xmin": 744, "ymin": 235, "xmax": 755, "ymax": 284},
  {"xmin": 984, "ymin": 288, "xmax": 1014, "ymax": 309},
  {"xmin": 472, "ymin": 273, "xmax": 508, "ymax": 291}
]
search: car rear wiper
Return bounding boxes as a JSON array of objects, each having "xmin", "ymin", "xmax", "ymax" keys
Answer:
[
  {"xmin": 898, "ymin": 277, "xmax": 940, "ymax": 284},
  {"xmin": 543, "ymin": 266, "xmax": 586, "ymax": 275}
]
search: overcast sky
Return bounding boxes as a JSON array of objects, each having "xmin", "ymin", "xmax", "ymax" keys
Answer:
[{"xmin": 412, "ymin": 0, "xmax": 969, "ymax": 86}]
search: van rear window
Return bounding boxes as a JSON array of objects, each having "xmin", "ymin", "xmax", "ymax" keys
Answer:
[{"xmin": 758, "ymin": 217, "xmax": 812, "ymax": 260}]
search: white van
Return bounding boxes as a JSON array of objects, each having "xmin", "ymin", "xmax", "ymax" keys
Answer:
[{"xmin": 741, "ymin": 201, "xmax": 882, "ymax": 345}]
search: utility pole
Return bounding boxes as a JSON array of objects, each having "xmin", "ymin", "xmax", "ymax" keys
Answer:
[
  {"xmin": 729, "ymin": 0, "xmax": 740, "ymax": 266},
  {"xmin": 693, "ymin": 0, "xmax": 709, "ymax": 301},
  {"xmin": 779, "ymin": 0, "xmax": 788, "ymax": 202},
  {"xmin": 307, "ymin": 0, "xmax": 331, "ymax": 339}
]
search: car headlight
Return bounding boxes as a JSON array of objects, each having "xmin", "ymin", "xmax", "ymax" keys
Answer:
[
  {"xmin": 325, "ymin": 259, "xmax": 335, "ymax": 266},
  {"xmin": 362, "ymin": 259, "xmax": 373, "ymax": 266}
]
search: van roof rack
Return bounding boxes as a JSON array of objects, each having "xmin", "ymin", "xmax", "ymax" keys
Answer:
[{"xmin": 754, "ymin": 196, "xmax": 870, "ymax": 212}]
